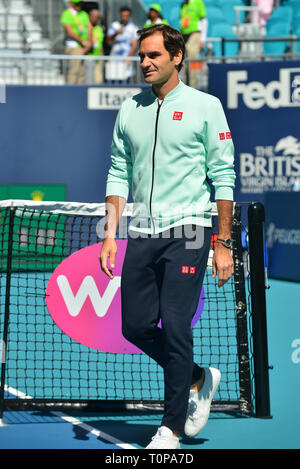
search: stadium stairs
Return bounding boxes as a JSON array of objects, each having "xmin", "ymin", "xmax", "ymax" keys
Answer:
[{"xmin": 0, "ymin": 0, "xmax": 63, "ymax": 84}]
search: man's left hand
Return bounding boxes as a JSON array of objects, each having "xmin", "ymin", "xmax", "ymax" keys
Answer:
[{"xmin": 212, "ymin": 243, "xmax": 234, "ymax": 287}]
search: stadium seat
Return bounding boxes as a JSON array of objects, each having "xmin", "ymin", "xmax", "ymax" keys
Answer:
[
  {"xmin": 218, "ymin": 0, "xmax": 245, "ymax": 3},
  {"xmin": 209, "ymin": 22, "xmax": 239, "ymax": 57},
  {"xmin": 294, "ymin": 25, "xmax": 300, "ymax": 53},
  {"xmin": 268, "ymin": 6, "xmax": 293, "ymax": 24},
  {"xmin": 292, "ymin": 9, "xmax": 300, "ymax": 34},
  {"xmin": 206, "ymin": 5, "xmax": 225, "ymax": 21},
  {"xmin": 266, "ymin": 18, "xmax": 292, "ymax": 36},
  {"xmin": 142, "ymin": 0, "xmax": 175, "ymax": 14},
  {"xmin": 142, "ymin": 0, "xmax": 156, "ymax": 8},
  {"xmin": 203, "ymin": 0, "xmax": 221, "ymax": 7},
  {"xmin": 166, "ymin": 6, "xmax": 181, "ymax": 30},
  {"xmin": 264, "ymin": 21, "xmax": 291, "ymax": 55},
  {"xmin": 206, "ymin": 7, "xmax": 228, "ymax": 38},
  {"xmin": 221, "ymin": 1, "xmax": 245, "ymax": 25},
  {"xmin": 288, "ymin": 0, "xmax": 300, "ymax": 14},
  {"xmin": 266, "ymin": 16, "xmax": 292, "ymax": 34},
  {"xmin": 142, "ymin": 0, "xmax": 178, "ymax": 29}
]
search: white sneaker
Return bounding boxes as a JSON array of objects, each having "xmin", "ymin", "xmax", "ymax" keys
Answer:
[
  {"xmin": 145, "ymin": 426, "xmax": 181, "ymax": 449},
  {"xmin": 184, "ymin": 367, "xmax": 221, "ymax": 437}
]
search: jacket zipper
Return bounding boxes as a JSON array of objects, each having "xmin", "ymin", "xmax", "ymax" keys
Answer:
[{"xmin": 149, "ymin": 100, "xmax": 162, "ymax": 235}]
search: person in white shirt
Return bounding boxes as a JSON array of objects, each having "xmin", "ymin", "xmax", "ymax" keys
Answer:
[{"xmin": 105, "ymin": 6, "xmax": 139, "ymax": 82}]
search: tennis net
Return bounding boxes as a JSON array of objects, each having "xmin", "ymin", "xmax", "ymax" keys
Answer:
[{"xmin": 0, "ymin": 200, "xmax": 270, "ymax": 419}]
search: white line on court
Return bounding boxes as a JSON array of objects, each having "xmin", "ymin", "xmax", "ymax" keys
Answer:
[{"xmin": 3, "ymin": 385, "xmax": 137, "ymax": 450}]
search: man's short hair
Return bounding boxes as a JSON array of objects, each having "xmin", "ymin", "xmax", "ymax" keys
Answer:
[
  {"xmin": 137, "ymin": 24, "xmax": 185, "ymax": 72},
  {"xmin": 120, "ymin": 5, "xmax": 132, "ymax": 14}
]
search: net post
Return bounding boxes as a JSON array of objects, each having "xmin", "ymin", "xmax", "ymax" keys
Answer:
[
  {"xmin": 0, "ymin": 206, "xmax": 15, "ymax": 424},
  {"xmin": 231, "ymin": 204, "xmax": 252, "ymax": 413},
  {"xmin": 247, "ymin": 202, "xmax": 272, "ymax": 419}
]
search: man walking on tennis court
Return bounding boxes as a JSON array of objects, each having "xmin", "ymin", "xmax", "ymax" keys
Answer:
[{"xmin": 100, "ymin": 24, "xmax": 235, "ymax": 449}]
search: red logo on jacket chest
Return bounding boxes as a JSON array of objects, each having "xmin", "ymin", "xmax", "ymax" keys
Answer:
[
  {"xmin": 219, "ymin": 132, "xmax": 232, "ymax": 140},
  {"xmin": 173, "ymin": 111, "xmax": 183, "ymax": 120}
]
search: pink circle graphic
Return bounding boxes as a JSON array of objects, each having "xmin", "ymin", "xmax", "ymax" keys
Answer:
[{"xmin": 46, "ymin": 241, "xmax": 205, "ymax": 353}]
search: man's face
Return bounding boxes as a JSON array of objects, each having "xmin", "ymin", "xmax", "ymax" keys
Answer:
[
  {"xmin": 120, "ymin": 10, "xmax": 131, "ymax": 25},
  {"xmin": 70, "ymin": 1, "xmax": 82, "ymax": 11},
  {"xmin": 89, "ymin": 10, "xmax": 99, "ymax": 25},
  {"xmin": 149, "ymin": 8, "xmax": 159, "ymax": 21},
  {"xmin": 139, "ymin": 32, "xmax": 181, "ymax": 85}
]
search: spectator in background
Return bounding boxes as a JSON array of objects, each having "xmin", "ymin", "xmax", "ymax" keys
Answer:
[
  {"xmin": 180, "ymin": 0, "xmax": 207, "ymax": 89},
  {"xmin": 61, "ymin": 0, "xmax": 92, "ymax": 84},
  {"xmin": 88, "ymin": 9, "xmax": 104, "ymax": 84},
  {"xmin": 105, "ymin": 6, "xmax": 138, "ymax": 83},
  {"xmin": 143, "ymin": 3, "xmax": 169, "ymax": 28},
  {"xmin": 253, "ymin": 0, "xmax": 274, "ymax": 26}
]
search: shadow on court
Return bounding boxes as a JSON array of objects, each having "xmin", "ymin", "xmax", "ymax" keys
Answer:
[
  {"xmin": 68, "ymin": 410, "xmax": 249, "ymax": 448},
  {"xmin": 1, "ymin": 409, "xmax": 250, "ymax": 449}
]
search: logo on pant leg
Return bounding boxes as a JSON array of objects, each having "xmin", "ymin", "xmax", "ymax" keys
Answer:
[{"xmin": 182, "ymin": 266, "xmax": 196, "ymax": 274}]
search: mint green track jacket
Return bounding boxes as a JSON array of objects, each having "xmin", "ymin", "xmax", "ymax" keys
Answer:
[{"xmin": 106, "ymin": 80, "xmax": 236, "ymax": 234}]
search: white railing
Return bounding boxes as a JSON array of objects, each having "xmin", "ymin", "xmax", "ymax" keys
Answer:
[
  {"xmin": 0, "ymin": 39, "xmax": 299, "ymax": 88},
  {"xmin": 0, "ymin": 54, "xmax": 143, "ymax": 85}
]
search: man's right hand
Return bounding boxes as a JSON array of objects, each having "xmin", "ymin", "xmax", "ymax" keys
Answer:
[{"xmin": 99, "ymin": 237, "xmax": 117, "ymax": 279}]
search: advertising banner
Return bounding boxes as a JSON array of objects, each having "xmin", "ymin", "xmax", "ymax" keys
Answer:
[
  {"xmin": 265, "ymin": 192, "xmax": 300, "ymax": 282},
  {"xmin": 0, "ymin": 184, "xmax": 66, "ymax": 201},
  {"xmin": 208, "ymin": 61, "xmax": 300, "ymax": 204},
  {"xmin": 209, "ymin": 60, "xmax": 300, "ymax": 281},
  {"xmin": 0, "ymin": 85, "xmax": 144, "ymax": 203},
  {"xmin": 46, "ymin": 240, "xmax": 205, "ymax": 353}
]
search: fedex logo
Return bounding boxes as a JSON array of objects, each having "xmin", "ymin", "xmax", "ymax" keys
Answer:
[{"xmin": 227, "ymin": 68, "xmax": 300, "ymax": 109}]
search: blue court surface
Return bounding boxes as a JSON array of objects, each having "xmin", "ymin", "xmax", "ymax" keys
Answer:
[{"xmin": 0, "ymin": 279, "xmax": 299, "ymax": 450}]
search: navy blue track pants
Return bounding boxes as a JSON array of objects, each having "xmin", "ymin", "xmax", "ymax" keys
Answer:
[{"xmin": 121, "ymin": 225, "xmax": 212, "ymax": 433}]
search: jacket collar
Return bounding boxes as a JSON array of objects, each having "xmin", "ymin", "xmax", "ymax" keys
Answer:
[{"xmin": 150, "ymin": 79, "xmax": 185, "ymax": 102}]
